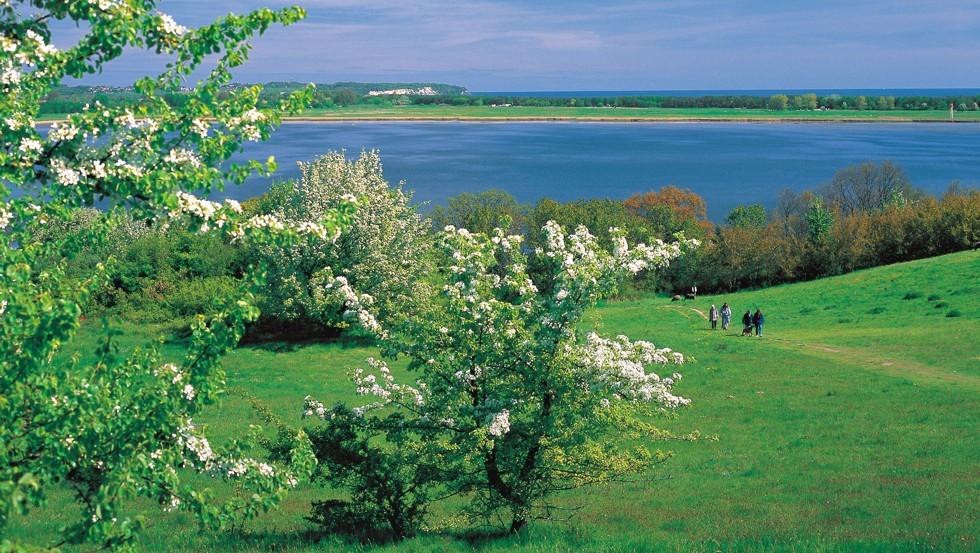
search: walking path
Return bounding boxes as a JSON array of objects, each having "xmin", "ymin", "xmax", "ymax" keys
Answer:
[
  {"xmin": 656, "ymin": 304, "xmax": 977, "ymax": 390},
  {"xmin": 766, "ymin": 337, "xmax": 979, "ymax": 390}
]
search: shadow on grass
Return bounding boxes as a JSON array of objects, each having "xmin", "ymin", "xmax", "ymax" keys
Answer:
[
  {"xmin": 239, "ymin": 319, "xmax": 376, "ymax": 352},
  {"xmin": 196, "ymin": 525, "xmax": 528, "ymax": 553}
]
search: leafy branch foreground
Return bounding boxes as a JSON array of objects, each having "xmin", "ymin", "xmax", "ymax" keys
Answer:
[{"xmin": 0, "ymin": 1, "xmax": 357, "ymax": 550}]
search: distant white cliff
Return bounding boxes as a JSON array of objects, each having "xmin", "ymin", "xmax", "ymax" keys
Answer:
[{"xmin": 366, "ymin": 86, "xmax": 440, "ymax": 96}]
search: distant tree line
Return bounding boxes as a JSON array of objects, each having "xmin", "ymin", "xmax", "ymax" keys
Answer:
[
  {"xmin": 38, "ymin": 82, "xmax": 467, "ymax": 114},
  {"xmin": 431, "ymin": 162, "xmax": 980, "ymax": 294},
  {"xmin": 413, "ymin": 93, "xmax": 979, "ymax": 111},
  {"xmin": 40, "ymin": 85, "xmax": 980, "ymax": 115}
]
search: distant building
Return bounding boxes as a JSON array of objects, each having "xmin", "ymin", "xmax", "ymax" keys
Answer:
[{"xmin": 366, "ymin": 86, "xmax": 439, "ymax": 96}]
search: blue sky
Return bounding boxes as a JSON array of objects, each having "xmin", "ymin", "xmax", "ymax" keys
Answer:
[{"xmin": 53, "ymin": 0, "xmax": 980, "ymax": 90}]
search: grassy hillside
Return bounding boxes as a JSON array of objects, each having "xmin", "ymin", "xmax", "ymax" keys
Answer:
[{"xmin": 10, "ymin": 251, "xmax": 979, "ymax": 552}]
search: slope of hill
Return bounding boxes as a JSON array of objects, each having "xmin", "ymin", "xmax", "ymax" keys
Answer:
[{"xmin": 9, "ymin": 251, "xmax": 979, "ymax": 551}]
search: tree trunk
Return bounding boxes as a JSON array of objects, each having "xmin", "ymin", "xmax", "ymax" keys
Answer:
[{"xmin": 510, "ymin": 515, "xmax": 528, "ymax": 534}]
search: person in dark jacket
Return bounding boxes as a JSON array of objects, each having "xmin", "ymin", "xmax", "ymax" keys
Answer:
[
  {"xmin": 742, "ymin": 310, "xmax": 753, "ymax": 336},
  {"xmin": 753, "ymin": 309, "xmax": 765, "ymax": 336}
]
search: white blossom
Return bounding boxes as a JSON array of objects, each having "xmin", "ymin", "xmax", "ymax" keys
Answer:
[
  {"xmin": 191, "ymin": 118, "xmax": 209, "ymax": 138},
  {"xmin": 164, "ymin": 148, "xmax": 202, "ymax": 168},
  {"xmin": 18, "ymin": 138, "xmax": 42, "ymax": 154},
  {"xmin": 49, "ymin": 122, "xmax": 79, "ymax": 141},
  {"xmin": 115, "ymin": 110, "xmax": 139, "ymax": 129},
  {"xmin": 223, "ymin": 198, "xmax": 242, "ymax": 213},
  {"xmin": 1, "ymin": 64, "xmax": 22, "ymax": 86},
  {"xmin": 158, "ymin": 13, "xmax": 188, "ymax": 37},
  {"xmin": 89, "ymin": 0, "xmax": 123, "ymax": 10},
  {"xmin": 88, "ymin": 160, "xmax": 107, "ymax": 179},
  {"xmin": 50, "ymin": 158, "xmax": 81, "ymax": 186},
  {"xmin": 227, "ymin": 108, "xmax": 264, "ymax": 141},
  {"xmin": 487, "ymin": 409, "xmax": 510, "ymax": 437},
  {"xmin": 0, "ymin": 36, "xmax": 17, "ymax": 53},
  {"xmin": 0, "ymin": 206, "xmax": 12, "ymax": 230}
]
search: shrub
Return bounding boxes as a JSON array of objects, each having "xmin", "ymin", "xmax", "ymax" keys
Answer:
[
  {"xmin": 304, "ymin": 223, "xmax": 700, "ymax": 534},
  {"xmin": 301, "ymin": 405, "xmax": 436, "ymax": 541},
  {"xmin": 166, "ymin": 276, "xmax": 242, "ymax": 318},
  {"xmin": 946, "ymin": 309, "xmax": 962, "ymax": 318},
  {"xmin": 430, "ymin": 189, "xmax": 527, "ymax": 236},
  {"xmin": 255, "ymin": 150, "xmax": 431, "ymax": 331},
  {"xmin": 903, "ymin": 291, "xmax": 923, "ymax": 300}
]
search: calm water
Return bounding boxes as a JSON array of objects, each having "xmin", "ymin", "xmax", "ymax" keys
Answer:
[{"xmin": 227, "ymin": 122, "xmax": 980, "ymax": 220}]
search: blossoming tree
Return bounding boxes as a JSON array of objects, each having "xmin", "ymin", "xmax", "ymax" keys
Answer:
[
  {"xmin": 304, "ymin": 222, "xmax": 699, "ymax": 534},
  {"xmin": 255, "ymin": 150, "xmax": 431, "ymax": 332},
  {"xmin": 0, "ymin": 1, "xmax": 354, "ymax": 549}
]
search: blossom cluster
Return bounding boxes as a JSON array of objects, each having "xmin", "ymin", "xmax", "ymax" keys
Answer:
[
  {"xmin": 487, "ymin": 409, "xmax": 511, "ymax": 437},
  {"xmin": 0, "ymin": 204, "xmax": 12, "ymax": 230},
  {"xmin": 321, "ymin": 275, "xmax": 384, "ymax": 335},
  {"xmin": 176, "ymin": 422, "xmax": 294, "ymax": 485},
  {"xmin": 154, "ymin": 363, "xmax": 197, "ymax": 401},
  {"xmin": 168, "ymin": 191, "xmax": 336, "ymax": 240},
  {"xmin": 304, "ymin": 356, "xmax": 429, "ymax": 421},
  {"xmin": 572, "ymin": 333, "xmax": 690, "ymax": 408},
  {"xmin": 0, "ymin": 28, "xmax": 58, "ymax": 90},
  {"xmin": 227, "ymin": 108, "xmax": 266, "ymax": 141},
  {"xmin": 158, "ymin": 13, "xmax": 189, "ymax": 37}
]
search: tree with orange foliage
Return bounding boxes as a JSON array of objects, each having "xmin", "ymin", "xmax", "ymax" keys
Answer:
[{"xmin": 624, "ymin": 186, "xmax": 712, "ymax": 238}]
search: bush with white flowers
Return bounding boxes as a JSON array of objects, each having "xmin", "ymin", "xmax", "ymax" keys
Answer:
[
  {"xmin": 304, "ymin": 222, "xmax": 700, "ymax": 535},
  {"xmin": 256, "ymin": 150, "xmax": 431, "ymax": 331},
  {"xmin": 0, "ymin": 1, "xmax": 355, "ymax": 550}
]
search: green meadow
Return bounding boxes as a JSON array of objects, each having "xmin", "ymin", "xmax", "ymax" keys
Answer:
[{"xmin": 11, "ymin": 251, "xmax": 979, "ymax": 552}]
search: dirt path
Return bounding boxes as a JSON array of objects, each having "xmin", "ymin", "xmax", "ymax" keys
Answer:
[
  {"xmin": 766, "ymin": 337, "xmax": 979, "ymax": 390},
  {"xmin": 654, "ymin": 302, "xmax": 976, "ymax": 389},
  {"xmin": 661, "ymin": 305, "xmax": 707, "ymax": 320}
]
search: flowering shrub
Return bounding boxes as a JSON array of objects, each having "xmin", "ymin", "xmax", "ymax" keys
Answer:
[
  {"xmin": 304, "ymin": 222, "xmax": 700, "ymax": 534},
  {"xmin": 0, "ymin": 1, "xmax": 356, "ymax": 550},
  {"xmin": 255, "ymin": 150, "xmax": 431, "ymax": 332}
]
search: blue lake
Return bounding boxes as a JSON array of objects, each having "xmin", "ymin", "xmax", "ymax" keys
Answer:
[{"xmin": 228, "ymin": 122, "xmax": 980, "ymax": 220}]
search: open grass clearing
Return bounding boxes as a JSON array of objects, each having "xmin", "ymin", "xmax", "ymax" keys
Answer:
[{"xmin": 9, "ymin": 252, "xmax": 979, "ymax": 551}]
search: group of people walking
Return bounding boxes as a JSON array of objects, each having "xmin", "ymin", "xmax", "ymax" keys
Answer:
[{"xmin": 708, "ymin": 303, "xmax": 765, "ymax": 336}]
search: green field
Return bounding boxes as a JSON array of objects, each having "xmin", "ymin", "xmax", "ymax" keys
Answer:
[
  {"xmin": 36, "ymin": 105, "xmax": 980, "ymax": 123},
  {"xmin": 287, "ymin": 105, "xmax": 980, "ymax": 122},
  {"xmin": 10, "ymin": 251, "xmax": 980, "ymax": 552}
]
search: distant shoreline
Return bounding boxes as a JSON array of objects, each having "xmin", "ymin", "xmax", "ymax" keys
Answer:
[
  {"xmin": 36, "ymin": 110, "xmax": 980, "ymax": 124},
  {"xmin": 279, "ymin": 115, "xmax": 980, "ymax": 123}
]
